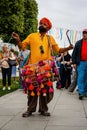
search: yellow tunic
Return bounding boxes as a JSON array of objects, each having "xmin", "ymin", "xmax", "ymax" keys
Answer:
[{"xmin": 22, "ymin": 32, "xmax": 60, "ymax": 64}]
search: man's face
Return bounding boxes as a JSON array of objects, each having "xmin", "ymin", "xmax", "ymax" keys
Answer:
[
  {"xmin": 83, "ymin": 31, "xmax": 87, "ymax": 40},
  {"xmin": 39, "ymin": 22, "xmax": 48, "ymax": 33}
]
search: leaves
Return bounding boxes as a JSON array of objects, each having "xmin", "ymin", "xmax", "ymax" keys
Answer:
[{"xmin": 0, "ymin": 0, "xmax": 38, "ymax": 42}]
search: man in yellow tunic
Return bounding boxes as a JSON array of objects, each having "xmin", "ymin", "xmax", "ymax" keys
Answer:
[{"xmin": 12, "ymin": 17, "xmax": 73, "ymax": 117}]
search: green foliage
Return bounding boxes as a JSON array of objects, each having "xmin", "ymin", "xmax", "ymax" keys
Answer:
[
  {"xmin": 0, "ymin": 0, "xmax": 24, "ymax": 42},
  {"xmin": 21, "ymin": 0, "xmax": 38, "ymax": 40},
  {"xmin": 0, "ymin": 0, "xmax": 38, "ymax": 42}
]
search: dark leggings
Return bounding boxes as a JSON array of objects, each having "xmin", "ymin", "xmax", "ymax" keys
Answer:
[{"xmin": 1, "ymin": 67, "xmax": 12, "ymax": 86}]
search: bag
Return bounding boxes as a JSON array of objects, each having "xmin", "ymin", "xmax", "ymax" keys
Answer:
[
  {"xmin": 47, "ymin": 35, "xmax": 60, "ymax": 81},
  {"xmin": 21, "ymin": 59, "xmax": 59, "ymax": 83},
  {"xmin": 8, "ymin": 59, "xmax": 17, "ymax": 66},
  {"xmin": 21, "ymin": 60, "xmax": 59, "ymax": 93},
  {"xmin": 64, "ymin": 64, "xmax": 72, "ymax": 71}
]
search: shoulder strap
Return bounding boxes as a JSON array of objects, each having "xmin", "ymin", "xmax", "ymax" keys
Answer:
[{"xmin": 47, "ymin": 35, "xmax": 54, "ymax": 56}]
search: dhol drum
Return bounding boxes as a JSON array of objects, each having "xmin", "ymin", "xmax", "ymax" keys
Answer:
[{"xmin": 21, "ymin": 60, "xmax": 59, "ymax": 94}]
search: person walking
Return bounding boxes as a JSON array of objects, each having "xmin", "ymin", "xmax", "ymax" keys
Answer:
[
  {"xmin": 72, "ymin": 29, "xmax": 87, "ymax": 100},
  {"xmin": 12, "ymin": 17, "xmax": 73, "ymax": 117}
]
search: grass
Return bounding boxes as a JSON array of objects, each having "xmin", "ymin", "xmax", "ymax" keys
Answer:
[{"xmin": 0, "ymin": 77, "xmax": 19, "ymax": 97}]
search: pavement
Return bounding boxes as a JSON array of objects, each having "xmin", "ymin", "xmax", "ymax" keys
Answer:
[{"xmin": 0, "ymin": 82, "xmax": 87, "ymax": 130}]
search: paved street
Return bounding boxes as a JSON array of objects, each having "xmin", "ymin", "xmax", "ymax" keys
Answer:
[{"xmin": 0, "ymin": 82, "xmax": 87, "ymax": 130}]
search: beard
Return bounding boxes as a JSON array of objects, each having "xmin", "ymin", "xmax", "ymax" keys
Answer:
[{"xmin": 39, "ymin": 26, "xmax": 48, "ymax": 33}]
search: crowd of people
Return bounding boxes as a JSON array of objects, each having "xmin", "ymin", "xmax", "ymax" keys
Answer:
[
  {"xmin": 0, "ymin": 17, "xmax": 87, "ymax": 118},
  {"xmin": 55, "ymin": 28, "xmax": 87, "ymax": 101},
  {"xmin": 0, "ymin": 45, "xmax": 30, "ymax": 90}
]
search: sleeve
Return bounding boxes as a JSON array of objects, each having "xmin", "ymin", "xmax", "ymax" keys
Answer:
[
  {"xmin": 21, "ymin": 34, "xmax": 31, "ymax": 49},
  {"xmin": 0, "ymin": 53, "xmax": 2, "ymax": 60},
  {"xmin": 0, "ymin": 53, "xmax": 5, "ymax": 63},
  {"xmin": 50, "ymin": 36, "xmax": 60, "ymax": 53},
  {"xmin": 72, "ymin": 42, "xmax": 78, "ymax": 64}
]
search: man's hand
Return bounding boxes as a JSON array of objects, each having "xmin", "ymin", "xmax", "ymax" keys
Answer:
[
  {"xmin": 72, "ymin": 64, "xmax": 77, "ymax": 69},
  {"xmin": 68, "ymin": 44, "xmax": 74, "ymax": 50},
  {"xmin": 12, "ymin": 32, "xmax": 21, "ymax": 43}
]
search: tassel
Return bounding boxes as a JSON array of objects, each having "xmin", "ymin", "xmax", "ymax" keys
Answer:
[
  {"xmin": 47, "ymin": 80, "xmax": 53, "ymax": 87},
  {"xmin": 30, "ymin": 67, "xmax": 34, "ymax": 72},
  {"xmin": 49, "ymin": 87, "xmax": 54, "ymax": 93},
  {"xmin": 42, "ymin": 89, "xmax": 47, "ymax": 93},
  {"xmin": 24, "ymin": 65, "xmax": 30, "ymax": 69},
  {"xmin": 25, "ymin": 78, "xmax": 28, "ymax": 83},
  {"xmin": 25, "ymin": 78, "xmax": 31, "ymax": 83},
  {"xmin": 44, "ymin": 64, "xmax": 51, "ymax": 70},
  {"xmin": 37, "ymin": 91, "xmax": 40, "ymax": 96},
  {"xmin": 28, "ymin": 84, "xmax": 34, "ymax": 90},
  {"xmin": 25, "ymin": 70, "xmax": 31, "ymax": 75},
  {"xmin": 21, "ymin": 69, "xmax": 26, "ymax": 76},
  {"xmin": 43, "ymin": 93, "xmax": 46, "ymax": 96},
  {"xmin": 40, "ymin": 83, "xmax": 44, "ymax": 88},
  {"xmin": 46, "ymin": 72, "xmax": 51, "ymax": 77},
  {"xmin": 30, "ymin": 91, "xmax": 35, "ymax": 96},
  {"xmin": 39, "ymin": 60, "xmax": 45, "ymax": 66},
  {"xmin": 37, "ymin": 75, "xmax": 42, "ymax": 83},
  {"xmin": 36, "ymin": 87, "xmax": 41, "ymax": 92}
]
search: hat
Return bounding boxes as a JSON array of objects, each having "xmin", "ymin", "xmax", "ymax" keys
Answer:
[
  {"xmin": 39, "ymin": 17, "xmax": 52, "ymax": 30},
  {"xmin": 83, "ymin": 29, "xmax": 87, "ymax": 32}
]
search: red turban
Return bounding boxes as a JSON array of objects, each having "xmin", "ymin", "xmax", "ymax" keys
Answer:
[{"xmin": 39, "ymin": 17, "xmax": 52, "ymax": 30}]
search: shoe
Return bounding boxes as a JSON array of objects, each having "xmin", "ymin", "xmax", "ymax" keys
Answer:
[
  {"xmin": 68, "ymin": 90, "xmax": 73, "ymax": 93},
  {"xmin": 2, "ymin": 87, "xmax": 6, "ymax": 90},
  {"xmin": 22, "ymin": 111, "xmax": 32, "ymax": 118},
  {"xmin": 41, "ymin": 112, "xmax": 50, "ymax": 116},
  {"xmin": 79, "ymin": 94, "xmax": 83, "ymax": 100},
  {"xmin": 68, "ymin": 91, "xmax": 74, "ymax": 95},
  {"xmin": 8, "ymin": 86, "xmax": 11, "ymax": 90}
]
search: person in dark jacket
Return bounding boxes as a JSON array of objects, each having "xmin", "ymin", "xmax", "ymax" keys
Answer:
[{"xmin": 72, "ymin": 29, "xmax": 87, "ymax": 100}]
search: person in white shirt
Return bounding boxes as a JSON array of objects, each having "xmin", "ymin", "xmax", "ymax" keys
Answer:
[{"xmin": 0, "ymin": 45, "xmax": 12, "ymax": 90}]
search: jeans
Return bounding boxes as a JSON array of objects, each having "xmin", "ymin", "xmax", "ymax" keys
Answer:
[{"xmin": 77, "ymin": 61, "xmax": 87, "ymax": 94}]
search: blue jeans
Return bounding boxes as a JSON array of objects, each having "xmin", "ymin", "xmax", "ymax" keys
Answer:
[{"xmin": 77, "ymin": 61, "xmax": 87, "ymax": 95}]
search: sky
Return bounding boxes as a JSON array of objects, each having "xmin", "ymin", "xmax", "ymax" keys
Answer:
[{"xmin": 37, "ymin": 0, "xmax": 87, "ymax": 31}]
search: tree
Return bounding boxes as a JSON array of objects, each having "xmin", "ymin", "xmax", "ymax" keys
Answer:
[
  {"xmin": 21, "ymin": 0, "xmax": 38, "ymax": 40},
  {"xmin": 0, "ymin": 0, "xmax": 38, "ymax": 43},
  {"xmin": 0, "ymin": 0, "xmax": 24, "ymax": 42}
]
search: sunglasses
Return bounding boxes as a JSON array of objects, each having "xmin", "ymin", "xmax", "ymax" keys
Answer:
[
  {"xmin": 83, "ymin": 31, "xmax": 87, "ymax": 34},
  {"xmin": 39, "ymin": 45, "xmax": 44, "ymax": 54}
]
